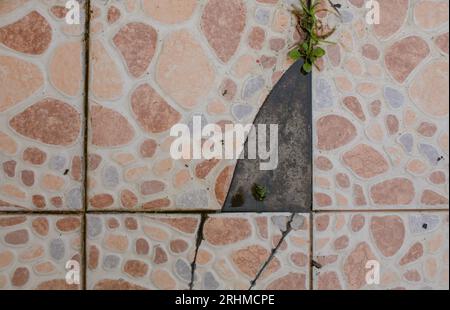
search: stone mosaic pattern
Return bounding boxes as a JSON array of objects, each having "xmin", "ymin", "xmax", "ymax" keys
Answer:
[
  {"xmin": 313, "ymin": 0, "xmax": 449, "ymax": 210},
  {"xmin": 193, "ymin": 213, "xmax": 309, "ymax": 290},
  {"xmin": 86, "ymin": 214, "xmax": 200, "ymax": 290},
  {"xmin": 0, "ymin": 0, "xmax": 85, "ymax": 211},
  {"xmin": 0, "ymin": 215, "xmax": 82, "ymax": 290},
  {"xmin": 87, "ymin": 0, "xmax": 298, "ymax": 211},
  {"xmin": 313, "ymin": 212, "xmax": 449, "ymax": 290}
]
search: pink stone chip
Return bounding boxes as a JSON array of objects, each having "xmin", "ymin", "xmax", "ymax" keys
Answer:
[
  {"xmin": 113, "ymin": 23, "xmax": 157, "ymax": 78},
  {"xmin": 374, "ymin": 0, "xmax": 408, "ymax": 40},
  {"xmin": 316, "ymin": 115, "xmax": 357, "ymax": 150},
  {"xmin": 414, "ymin": 1, "xmax": 449, "ymax": 30},
  {"xmin": 409, "ymin": 60, "xmax": 449, "ymax": 117},
  {"xmin": 385, "ymin": 36, "xmax": 430, "ymax": 83},
  {"xmin": 0, "ymin": 11, "xmax": 51, "ymax": 55},
  {"xmin": 131, "ymin": 84, "xmax": 181, "ymax": 134},
  {"xmin": 215, "ymin": 166, "xmax": 234, "ymax": 206},
  {"xmin": 203, "ymin": 217, "xmax": 251, "ymax": 246},
  {"xmin": 0, "ymin": 56, "xmax": 43, "ymax": 112},
  {"xmin": 90, "ymin": 40, "xmax": 123, "ymax": 100},
  {"xmin": 23, "ymin": 147, "xmax": 46, "ymax": 165},
  {"xmin": 90, "ymin": 104, "xmax": 135, "ymax": 147},
  {"xmin": 343, "ymin": 96, "xmax": 365, "ymax": 121},
  {"xmin": 156, "ymin": 30, "xmax": 215, "ymax": 109},
  {"xmin": 0, "ymin": 0, "xmax": 29, "ymax": 16},
  {"xmin": 50, "ymin": 41, "xmax": 83, "ymax": 97},
  {"xmin": 343, "ymin": 144, "xmax": 389, "ymax": 179},
  {"xmin": 399, "ymin": 242, "xmax": 423, "ymax": 266},
  {"xmin": 248, "ymin": 27, "xmax": 266, "ymax": 50},
  {"xmin": 421, "ymin": 190, "xmax": 448, "ymax": 206},
  {"xmin": 435, "ymin": 32, "xmax": 449, "ymax": 54},
  {"xmin": 201, "ymin": 0, "xmax": 246, "ymax": 62},
  {"xmin": 370, "ymin": 178, "xmax": 415, "ymax": 205},
  {"xmin": 107, "ymin": 6, "xmax": 121, "ymax": 24},
  {"xmin": 10, "ymin": 99, "xmax": 81, "ymax": 146},
  {"xmin": 370, "ymin": 215, "xmax": 405, "ymax": 257},
  {"xmin": 142, "ymin": 0, "xmax": 197, "ymax": 24},
  {"xmin": 343, "ymin": 242, "xmax": 376, "ymax": 289}
]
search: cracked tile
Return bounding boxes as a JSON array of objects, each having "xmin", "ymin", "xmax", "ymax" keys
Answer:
[
  {"xmin": 252, "ymin": 214, "xmax": 310, "ymax": 290},
  {"xmin": 192, "ymin": 213, "xmax": 309, "ymax": 290}
]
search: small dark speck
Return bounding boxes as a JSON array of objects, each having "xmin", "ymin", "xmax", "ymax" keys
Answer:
[
  {"xmin": 422, "ymin": 223, "xmax": 428, "ymax": 229},
  {"xmin": 312, "ymin": 260, "xmax": 322, "ymax": 269},
  {"xmin": 437, "ymin": 156, "xmax": 444, "ymax": 162},
  {"xmin": 184, "ymin": 164, "xmax": 189, "ymax": 168},
  {"xmin": 222, "ymin": 90, "xmax": 228, "ymax": 96},
  {"xmin": 63, "ymin": 169, "xmax": 69, "ymax": 175}
]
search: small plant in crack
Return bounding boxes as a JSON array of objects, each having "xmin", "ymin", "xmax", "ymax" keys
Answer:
[
  {"xmin": 289, "ymin": 0, "xmax": 341, "ymax": 74},
  {"xmin": 252, "ymin": 184, "xmax": 267, "ymax": 202}
]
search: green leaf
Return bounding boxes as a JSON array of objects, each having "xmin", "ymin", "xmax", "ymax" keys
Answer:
[
  {"xmin": 252, "ymin": 184, "xmax": 267, "ymax": 201},
  {"xmin": 289, "ymin": 49, "xmax": 301, "ymax": 61},
  {"xmin": 312, "ymin": 47, "xmax": 325, "ymax": 57},
  {"xmin": 302, "ymin": 62, "xmax": 312, "ymax": 73}
]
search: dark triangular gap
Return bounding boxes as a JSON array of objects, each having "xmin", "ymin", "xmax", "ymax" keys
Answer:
[{"xmin": 222, "ymin": 60, "xmax": 312, "ymax": 213}]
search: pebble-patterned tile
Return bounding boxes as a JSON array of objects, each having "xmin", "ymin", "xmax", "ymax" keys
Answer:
[
  {"xmin": 0, "ymin": 0, "xmax": 86, "ymax": 211},
  {"xmin": 0, "ymin": 215, "xmax": 82, "ymax": 290},
  {"xmin": 252, "ymin": 214, "xmax": 310, "ymax": 290},
  {"xmin": 313, "ymin": 0, "xmax": 449, "ymax": 210},
  {"xmin": 313, "ymin": 212, "xmax": 449, "ymax": 290},
  {"xmin": 87, "ymin": 0, "xmax": 298, "ymax": 211},
  {"xmin": 86, "ymin": 214, "xmax": 200, "ymax": 290},
  {"xmin": 193, "ymin": 213, "xmax": 309, "ymax": 290}
]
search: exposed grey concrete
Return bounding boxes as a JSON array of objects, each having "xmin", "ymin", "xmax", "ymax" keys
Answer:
[{"xmin": 222, "ymin": 60, "xmax": 312, "ymax": 213}]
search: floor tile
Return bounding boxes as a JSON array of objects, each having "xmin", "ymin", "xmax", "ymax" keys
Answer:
[
  {"xmin": 0, "ymin": 0, "xmax": 86, "ymax": 211},
  {"xmin": 312, "ymin": 0, "xmax": 449, "ymax": 210},
  {"xmin": 313, "ymin": 212, "xmax": 449, "ymax": 290},
  {"xmin": 86, "ymin": 214, "xmax": 200, "ymax": 290},
  {"xmin": 193, "ymin": 213, "xmax": 309, "ymax": 290},
  {"xmin": 0, "ymin": 214, "xmax": 82, "ymax": 290},
  {"xmin": 87, "ymin": 0, "xmax": 299, "ymax": 211}
]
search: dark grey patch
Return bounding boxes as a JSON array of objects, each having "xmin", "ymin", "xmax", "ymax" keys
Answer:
[
  {"xmin": 175, "ymin": 259, "xmax": 191, "ymax": 282},
  {"xmin": 87, "ymin": 216, "xmax": 103, "ymax": 239},
  {"xmin": 222, "ymin": 60, "xmax": 312, "ymax": 212},
  {"xmin": 49, "ymin": 238, "xmax": 65, "ymax": 261},
  {"xmin": 203, "ymin": 272, "xmax": 220, "ymax": 290},
  {"xmin": 103, "ymin": 255, "xmax": 120, "ymax": 270}
]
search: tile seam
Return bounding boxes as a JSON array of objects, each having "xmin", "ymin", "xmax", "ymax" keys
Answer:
[{"xmin": 81, "ymin": 0, "xmax": 92, "ymax": 291}]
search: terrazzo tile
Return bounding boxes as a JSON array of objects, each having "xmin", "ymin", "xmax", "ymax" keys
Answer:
[
  {"xmin": 87, "ymin": 0, "xmax": 299, "ymax": 211},
  {"xmin": 0, "ymin": 214, "xmax": 82, "ymax": 290},
  {"xmin": 193, "ymin": 213, "xmax": 310, "ymax": 290},
  {"xmin": 0, "ymin": 0, "xmax": 86, "ymax": 211},
  {"xmin": 86, "ymin": 214, "xmax": 201, "ymax": 290},
  {"xmin": 312, "ymin": 0, "xmax": 449, "ymax": 210},
  {"xmin": 313, "ymin": 212, "xmax": 449, "ymax": 290}
]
